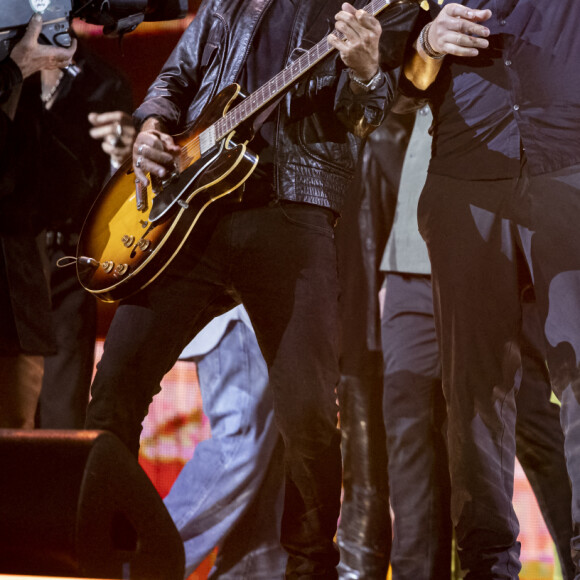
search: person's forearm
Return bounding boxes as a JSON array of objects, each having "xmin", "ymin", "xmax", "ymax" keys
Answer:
[
  {"xmin": 402, "ymin": 25, "xmax": 444, "ymax": 91},
  {"xmin": 403, "ymin": 3, "xmax": 492, "ymax": 91}
]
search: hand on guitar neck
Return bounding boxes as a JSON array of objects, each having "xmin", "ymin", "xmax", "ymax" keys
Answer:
[
  {"xmin": 130, "ymin": 1, "xmax": 384, "ymax": 201},
  {"xmin": 328, "ymin": 3, "xmax": 383, "ymax": 94},
  {"xmin": 133, "ymin": 116, "xmax": 181, "ymax": 209}
]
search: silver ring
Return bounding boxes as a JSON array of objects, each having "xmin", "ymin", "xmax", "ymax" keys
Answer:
[
  {"xmin": 136, "ymin": 156, "xmax": 143, "ymax": 168},
  {"xmin": 112, "ymin": 122, "xmax": 123, "ymax": 147},
  {"xmin": 137, "ymin": 144, "xmax": 145, "ymax": 155}
]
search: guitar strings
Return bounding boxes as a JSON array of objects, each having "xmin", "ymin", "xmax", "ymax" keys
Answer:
[{"xmin": 175, "ymin": 0, "xmax": 391, "ymax": 167}]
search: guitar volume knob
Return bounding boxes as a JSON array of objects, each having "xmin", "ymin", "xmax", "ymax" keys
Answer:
[
  {"xmin": 122, "ymin": 235, "xmax": 135, "ymax": 247},
  {"xmin": 114, "ymin": 263, "xmax": 129, "ymax": 276},
  {"xmin": 101, "ymin": 261, "xmax": 114, "ymax": 273},
  {"xmin": 137, "ymin": 239, "xmax": 151, "ymax": 251}
]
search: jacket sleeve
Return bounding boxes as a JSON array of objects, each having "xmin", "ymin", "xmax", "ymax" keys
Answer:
[
  {"xmin": 133, "ymin": 5, "xmax": 215, "ymax": 133},
  {"xmin": 334, "ymin": 0, "xmax": 421, "ymax": 138}
]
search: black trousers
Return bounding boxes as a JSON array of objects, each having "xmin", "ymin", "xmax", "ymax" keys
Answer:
[
  {"xmin": 381, "ymin": 273, "xmax": 573, "ymax": 580},
  {"xmin": 38, "ymin": 245, "xmax": 97, "ymax": 429},
  {"xmin": 85, "ymin": 201, "xmax": 343, "ymax": 578},
  {"xmin": 418, "ymin": 162, "xmax": 580, "ymax": 579}
]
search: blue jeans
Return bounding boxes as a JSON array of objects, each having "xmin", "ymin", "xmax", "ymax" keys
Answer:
[
  {"xmin": 382, "ymin": 273, "xmax": 574, "ymax": 580},
  {"xmin": 86, "ymin": 202, "xmax": 342, "ymax": 578},
  {"xmin": 164, "ymin": 306, "xmax": 287, "ymax": 578}
]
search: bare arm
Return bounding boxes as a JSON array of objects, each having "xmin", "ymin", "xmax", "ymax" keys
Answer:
[{"xmin": 403, "ymin": 3, "xmax": 492, "ymax": 91}]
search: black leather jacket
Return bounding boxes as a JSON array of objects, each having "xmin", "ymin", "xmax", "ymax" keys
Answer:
[{"xmin": 134, "ymin": 0, "xmax": 419, "ymax": 214}]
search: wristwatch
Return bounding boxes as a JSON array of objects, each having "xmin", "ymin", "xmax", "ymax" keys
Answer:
[{"xmin": 348, "ymin": 68, "xmax": 384, "ymax": 92}]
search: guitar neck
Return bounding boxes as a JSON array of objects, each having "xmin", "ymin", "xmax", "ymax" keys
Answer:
[{"xmin": 199, "ymin": 0, "xmax": 400, "ymax": 152}]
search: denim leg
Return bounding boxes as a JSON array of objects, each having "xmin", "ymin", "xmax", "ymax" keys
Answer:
[
  {"xmin": 211, "ymin": 435, "xmax": 287, "ymax": 579},
  {"xmin": 163, "ymin": 314, "xmax": 286, "ymax": 578},
  {"xmin": 381, "ymin": 273, "xmax": 451, "ymax": 580},
  {"xmin": 86, "ymin": 204, "xmax": 342, "ymax": 578},
  {"xmin": 230, "ymin": 204, "xmax": 342, "ymax": 579},
  {"xmin": 560, "ymin": 387, "xmax": 580, "ymax": 578},
  {"xmin": 85, "ymin": 213, "xmax": 239, "ymax": 456}
]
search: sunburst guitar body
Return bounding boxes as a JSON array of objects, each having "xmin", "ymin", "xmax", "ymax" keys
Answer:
[{"xmin": 76, "ymin": 85, "xmax": 257, "ymax": 302}]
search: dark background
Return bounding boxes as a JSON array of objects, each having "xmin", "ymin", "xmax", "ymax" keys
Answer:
[{"xmin": 77, "ymin": 0, "xmax": 202, "ymax": 103}]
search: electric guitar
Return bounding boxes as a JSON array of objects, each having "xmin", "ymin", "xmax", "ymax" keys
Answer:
[{"xmin": 76, "ymin": 0, "xmax": 414, "ymax": 302}]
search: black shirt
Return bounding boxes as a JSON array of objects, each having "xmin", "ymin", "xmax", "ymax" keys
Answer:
[
  {"xmin": 237, "ymin": 0, "xmax": 298, "ymax": 161},
  {"xmin": 421, "ymin": 0, "xmax": 580, "ymax": 180},
  {"xmin": 0, "ymin": 58, "xmax": 22, "ymax": 174},
  {"xmin": 12, "ymin": 43, "xmax": 133, "ymax": 234},
  {"xmin": 0, "ymin": 57, "xmax": 22, "ymax": 103}
]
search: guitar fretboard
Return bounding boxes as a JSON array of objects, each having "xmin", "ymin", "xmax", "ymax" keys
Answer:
[{"xmin": 197, "ymin": 0, "xmax": 397, "ymax": 154}]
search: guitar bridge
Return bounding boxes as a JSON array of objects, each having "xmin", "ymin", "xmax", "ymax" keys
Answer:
[{"xmin": 161, "ymin": 170, "xmax": 180, "ymax": 191}]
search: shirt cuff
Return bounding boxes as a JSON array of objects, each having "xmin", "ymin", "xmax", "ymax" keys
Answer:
[{"xmin": 334, "ymin": 68, "xmax": 391, "ymax": 129}]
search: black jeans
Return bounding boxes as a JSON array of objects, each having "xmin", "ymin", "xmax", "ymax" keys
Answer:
[
  {"xmin": 418, "ymin": 163, "xmax": 580, "ymax": 579},
  {"xmin": 85, "ymin": 201, "xmax": 342, "ymax": 578},
  {"xmin": 381, "ymin": 273, "xmax": 451, "ymax": 580},
  {"xmin": 38, "ymin": 244, "xmax": 97, "ymax": 429},
  {"xmin": 381, "ymin": 273, "xmax": 573, "ymax": 580}
]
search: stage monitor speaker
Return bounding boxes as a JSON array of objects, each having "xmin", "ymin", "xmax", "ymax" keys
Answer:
[{"xmin": 0, "ymin": 429, "xmax": 185, "ymax": 579}]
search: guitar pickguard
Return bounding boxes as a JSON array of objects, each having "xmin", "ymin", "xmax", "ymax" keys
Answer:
[{"xmin": 148, "ymin": 134, "xmax": 251, "ymax": 223}]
